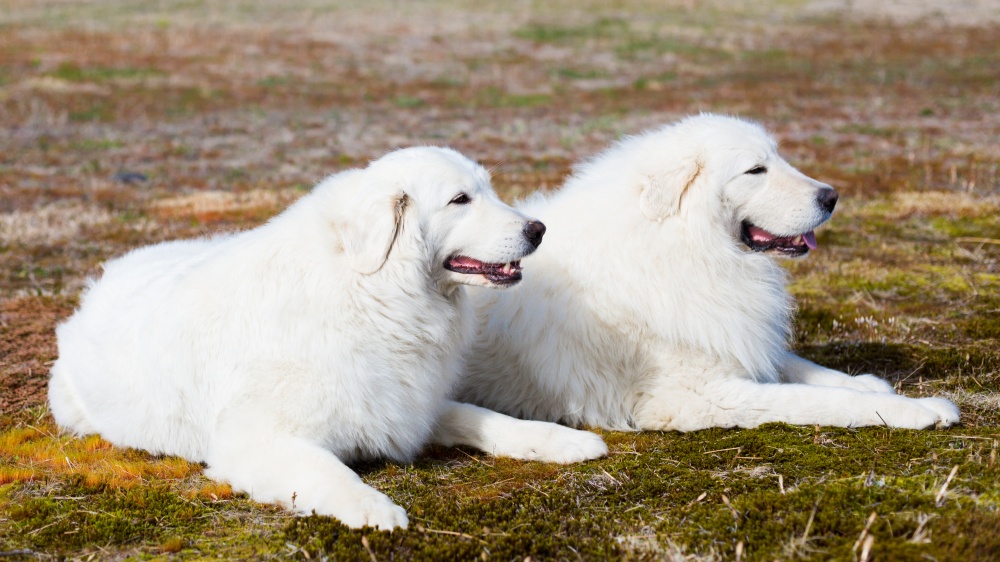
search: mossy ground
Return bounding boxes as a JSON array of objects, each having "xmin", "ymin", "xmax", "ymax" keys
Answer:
[{"xmin": 2, "ymin": 1, "xmax": 999, "ymax": 560}]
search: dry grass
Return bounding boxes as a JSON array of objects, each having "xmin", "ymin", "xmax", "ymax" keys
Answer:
[
  {"xmin": 0, "ymin": 419, "xmax": 197, "ymax": 490},
  {"xmin": 1, "ymin": 0, "xmax": 999, "ymax": 560}
]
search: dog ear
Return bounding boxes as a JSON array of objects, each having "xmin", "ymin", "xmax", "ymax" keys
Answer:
[
  {"xmin": 340, "ymin": 185, "xmax": 409, "ymax": 274},
  {"xmin": 639, "ymin": 157, "xmax": 703, "ymax": 222}
]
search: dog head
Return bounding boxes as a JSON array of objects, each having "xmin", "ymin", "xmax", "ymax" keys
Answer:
[
  {"xmin": 636, "ymin": 114, "xmax": 837, "ymax": 258},
  {"xmin": 337, "ymin": 146, "xmax": 544, "ymax": 288}
]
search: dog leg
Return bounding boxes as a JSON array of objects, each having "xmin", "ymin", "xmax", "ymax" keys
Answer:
[
  {"xmin": 206, "ymin": 417, "xmax": 408, "ymax": 529},
  {"xmin": 780, "ymin": 352, "xmax": 896, "ymax": 393},
  {"xmin": 432, "ymin": 401, "xmax": 608, "ymax": 463},
  {"xmin": 635, "ymin": 378, "xmax": 959, "ymax": 431}
]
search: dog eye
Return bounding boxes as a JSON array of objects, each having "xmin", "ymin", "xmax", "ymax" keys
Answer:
[
  {"xmin": 745, "ymin": 165, "xmax": 767, "ymax": 175},
  {"xmin": 449, "ymin": 193, "xmax": 471, "ymax": 205}
]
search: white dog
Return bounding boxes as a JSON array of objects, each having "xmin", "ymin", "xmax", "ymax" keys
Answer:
[
  {"xmin": 49, "ymin": 147, "xmax": 607, "ymax": 530},
  {"xmin": 458, "ymin": 114, "xmax": 959, "ymax": 432}
]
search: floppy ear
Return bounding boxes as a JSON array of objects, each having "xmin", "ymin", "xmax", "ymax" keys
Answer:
[
  {"xmin": 639, "ymin": 157, "xmax": 703, "ymax": 222},
  {"xmin": 339, "ymin": 185, "xmax": 409, "ymax": 274}
]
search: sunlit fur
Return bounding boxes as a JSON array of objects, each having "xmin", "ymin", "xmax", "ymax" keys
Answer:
[
  {"xmin": 49, "ymin": 147, "xmax": 607, "ymax": 531},
  {"xmin": 458, "ymin": 114, "xmax": 959, "ymax": 432}
]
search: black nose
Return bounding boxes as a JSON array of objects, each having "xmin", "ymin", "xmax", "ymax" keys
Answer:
[
  {"xmin": 817, "ymin": 187, "xmax": 839, "ymax": 214},
  {"xmin": 523, "ymin": 220, "xmax": 546, "ymax": 248}
]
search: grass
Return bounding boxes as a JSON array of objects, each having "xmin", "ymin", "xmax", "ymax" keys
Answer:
[
  {"xmin": 1, "ymin": 0, "xmax": 999, "ymax": 559},
  {"xmin": 47, "ymin": 62, "xmax": 164, "ymax": 83}
]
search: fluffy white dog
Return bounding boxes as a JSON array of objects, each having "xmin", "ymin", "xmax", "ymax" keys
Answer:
[
  {"xmin": 49, "ymin": 146, "xmax": 607, "ymax": 530},
  {"xmin": 458, "ymin": 114, "xmax": 960, "ymax": 432}
]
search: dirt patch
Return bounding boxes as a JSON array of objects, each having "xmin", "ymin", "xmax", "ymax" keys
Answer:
[{"xmin": 0, "ymin": 296, "xmax": 75, "ymax": 415}]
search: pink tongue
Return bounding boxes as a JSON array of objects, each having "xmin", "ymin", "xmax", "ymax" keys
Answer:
[{"xmin": 803, "ymin": 231, "xmax": 817, "ymax": 250}]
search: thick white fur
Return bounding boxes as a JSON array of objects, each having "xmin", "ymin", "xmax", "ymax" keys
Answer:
[
  {"xmin": 49, "ymin": 147, "xmax": 607, "ymax": 530},
  {"xmin": 458, "ymin": 114, "xmax": 960, "ymax": 432}
]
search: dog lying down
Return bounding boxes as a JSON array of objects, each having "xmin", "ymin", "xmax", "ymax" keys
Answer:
[
  {"xmin": 49, "ymin": 147, "xmax": 607, "ymax": 530},
  {"xmin": 458, "ymin": 114, "xmax": 960, "ymax": 432}
]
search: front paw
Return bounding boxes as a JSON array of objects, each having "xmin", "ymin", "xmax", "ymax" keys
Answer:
[
  {"xmin": 871, "ymin": 396, "xmax": 960, "ymax": 429},
  {"xmin": 853, "ymin": 374, "xmax": 896, "ymax": 394},
  {"xmin": 917, "ymin": 397, "xmax": 960, "ymax": 428},
  {"xmin": 320, "ymin": 487, "xmax": 409, "ymax": 530},
  {"xmin": 545, "ymin": 426, "xmax": 609, "ymax": 464},
  {"xmin": 508, "ymin": 423, "xmax": 608, "ymax": 464}
]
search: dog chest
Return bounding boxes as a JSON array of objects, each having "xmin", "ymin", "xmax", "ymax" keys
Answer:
[{"xmin": 258, "ymin": 289, "xmax": 470, "ymax": 463}]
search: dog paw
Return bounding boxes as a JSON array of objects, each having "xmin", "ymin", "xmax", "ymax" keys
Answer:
[
  {"xmin": 871, "ymin": 396, "xmax": 960, "ymax": 430},
  {"xmin": 853, "ymin": 374, "xmax": 896, "ymax": 394},
  {"xmin": 916, "ymin": 397, "xmax": 960, "ymax": 428},
  {"xmin": 326, "ymin": 488, "xmax": 409, "ymax": 530},
  {"xmin": 541, "ymin": 427, "xmax": 609, "ymax": 464},
  {"xmin": 503, "ymin": 424, "xmax": 608, "ymax": 464}
]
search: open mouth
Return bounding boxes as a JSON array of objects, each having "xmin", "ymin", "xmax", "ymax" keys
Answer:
[
  {"xmin": 444, "ymin": 256, "xmax": 523, "ymax": 286},
  {"xmin": 740, "ymin": 221, "xmax": 818, "ymax": 257}
]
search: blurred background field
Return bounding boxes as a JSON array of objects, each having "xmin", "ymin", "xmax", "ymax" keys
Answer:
[{"xmin": 1, "ymin": 1, "xmax": 999, "ymax": 559}]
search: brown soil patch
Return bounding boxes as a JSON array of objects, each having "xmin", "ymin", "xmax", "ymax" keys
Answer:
[{"xmin": 0, "ymin": 296, "xmax": 75, "ymax": 414}]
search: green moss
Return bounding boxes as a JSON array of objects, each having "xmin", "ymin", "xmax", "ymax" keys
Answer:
[
  {"xmin": 795, "ymin": 341, "xmax": 999, "ymax": 384},
  {"xmin": 515, "ymin": 17, "xmax": 629, "ymax": 44},
  {"xmin": 554, "ymin": 67, "xmax": 607, "ymax": 80},
  {"xmin": 476, "ymin": 87, "xmax": 552, "ymax": 108},
  {"xmin": 68, "ymin": 102, "xmax": 114, "ymax": 122},
  {"xmin": 0, "ymin": 478, "xmax": 288, "ymax": 558},
  {"xmin": 616, "ymin": 36, "xmax": 727, "ymax": 61},
  {"xmin": 929, "ymin": 215, "xmax": 1000, "ymax": 240},
  {"xmin": 838, "ymin": 123, "xmax": 898, "ymax": 137},
  {"xmin": 6, "ymin": 481, "xmax": 205, "ymax": 553},
  {"xmin": 272, "ymin": 425, "xmax": 1000, "ymax": 560},
  {"xmin": 69, "ymin": 138, "xmax": 125, "ymax": 151},
  {"xmin": 632, "ymin": 71, "xmax": 678, "ymax": 91},
  {"xmin": 393, "ymin": 95, "xmax": 425, "ymax": 108},
  {"xmin": 49, "ymin": 62, "xmax": 164, "ymax": 82},
  {"xmin": 256, "ymin": 75, "xmax": 290, "ymax": 88},
  {"xmin": 960, "ymin": 305, "xmax": 1000, "ymax": 340},
  {"xmin": 165, "ymin": 86, "xmax": 224, "ymax": 118},
  {"xmin": 3, "ymin": 417, "xmax": 999, "ymax": 560}
]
